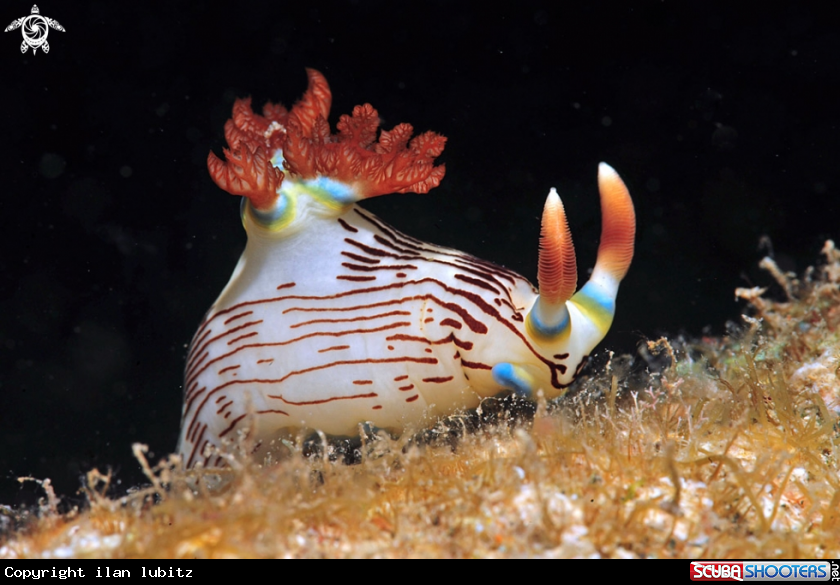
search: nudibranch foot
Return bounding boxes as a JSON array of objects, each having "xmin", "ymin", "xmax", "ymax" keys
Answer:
[{"xmin": 178, "ymin": 69, "xmax": 635, "ymax": 469}]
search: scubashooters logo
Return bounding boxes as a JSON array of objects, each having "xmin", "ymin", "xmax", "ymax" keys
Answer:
[
  {"xmin": 691, "ymin": 561, "xmax": 838, "ymax": 582},
  {"xmin": 4, "ymin": 5, "xmax": 65, "ymax": 54}
]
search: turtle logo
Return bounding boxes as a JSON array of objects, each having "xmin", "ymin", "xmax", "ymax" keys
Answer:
[{"xmin": 5, "ymin": 5, "xmax": 65, "ymax": 54}]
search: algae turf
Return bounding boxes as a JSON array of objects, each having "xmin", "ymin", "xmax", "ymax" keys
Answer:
[{"xmin": 2, "ymin": 244, "xmax": 839, "ymax": 559}]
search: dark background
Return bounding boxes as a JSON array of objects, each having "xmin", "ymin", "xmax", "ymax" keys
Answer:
[{"xmin": 1, "ymin": 1, "xmax": 838, "ymax": 508}]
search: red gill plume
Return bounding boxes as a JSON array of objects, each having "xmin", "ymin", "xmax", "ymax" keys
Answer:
[{"xmin": 207, "ymin": 68, "xmax": 446, "ymax": 210}]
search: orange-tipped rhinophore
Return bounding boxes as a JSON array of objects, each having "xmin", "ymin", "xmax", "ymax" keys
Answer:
[
  {"xmin": 538, "ymin": 189, "xmax": 578, "ymax": 306},
  {"xmin": 594, "ymin": 162, "xmax": 635, "ymax": 282}
]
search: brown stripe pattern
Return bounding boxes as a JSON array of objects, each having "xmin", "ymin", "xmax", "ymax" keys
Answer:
[{"xmin": 178, "ymin": 206, "xmax": 572, "ymax": 469}]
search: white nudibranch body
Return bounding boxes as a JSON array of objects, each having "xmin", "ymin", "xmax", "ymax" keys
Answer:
[{"xmin": 178, "ymin": 69, "xmax": 635, "ymax": 468}]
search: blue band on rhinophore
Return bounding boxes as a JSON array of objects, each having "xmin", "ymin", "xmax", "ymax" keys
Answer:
[
  {"xmin": 527, "ymin": 302, "xmax": 571, "ymax": 337},
  {"xmin": 577, "ymin": 281, "xmax": 616, "ymax": 314}
]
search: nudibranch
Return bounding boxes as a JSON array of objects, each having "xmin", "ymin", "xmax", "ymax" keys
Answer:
[{"xmin": 178, "ymin": 69, "xmax": 635, "ymax": 468}]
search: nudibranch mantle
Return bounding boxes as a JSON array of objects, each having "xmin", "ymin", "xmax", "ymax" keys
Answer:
[{"xmin": 178, "ymin": 69, "xmax": 635, "ymax": 468}]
